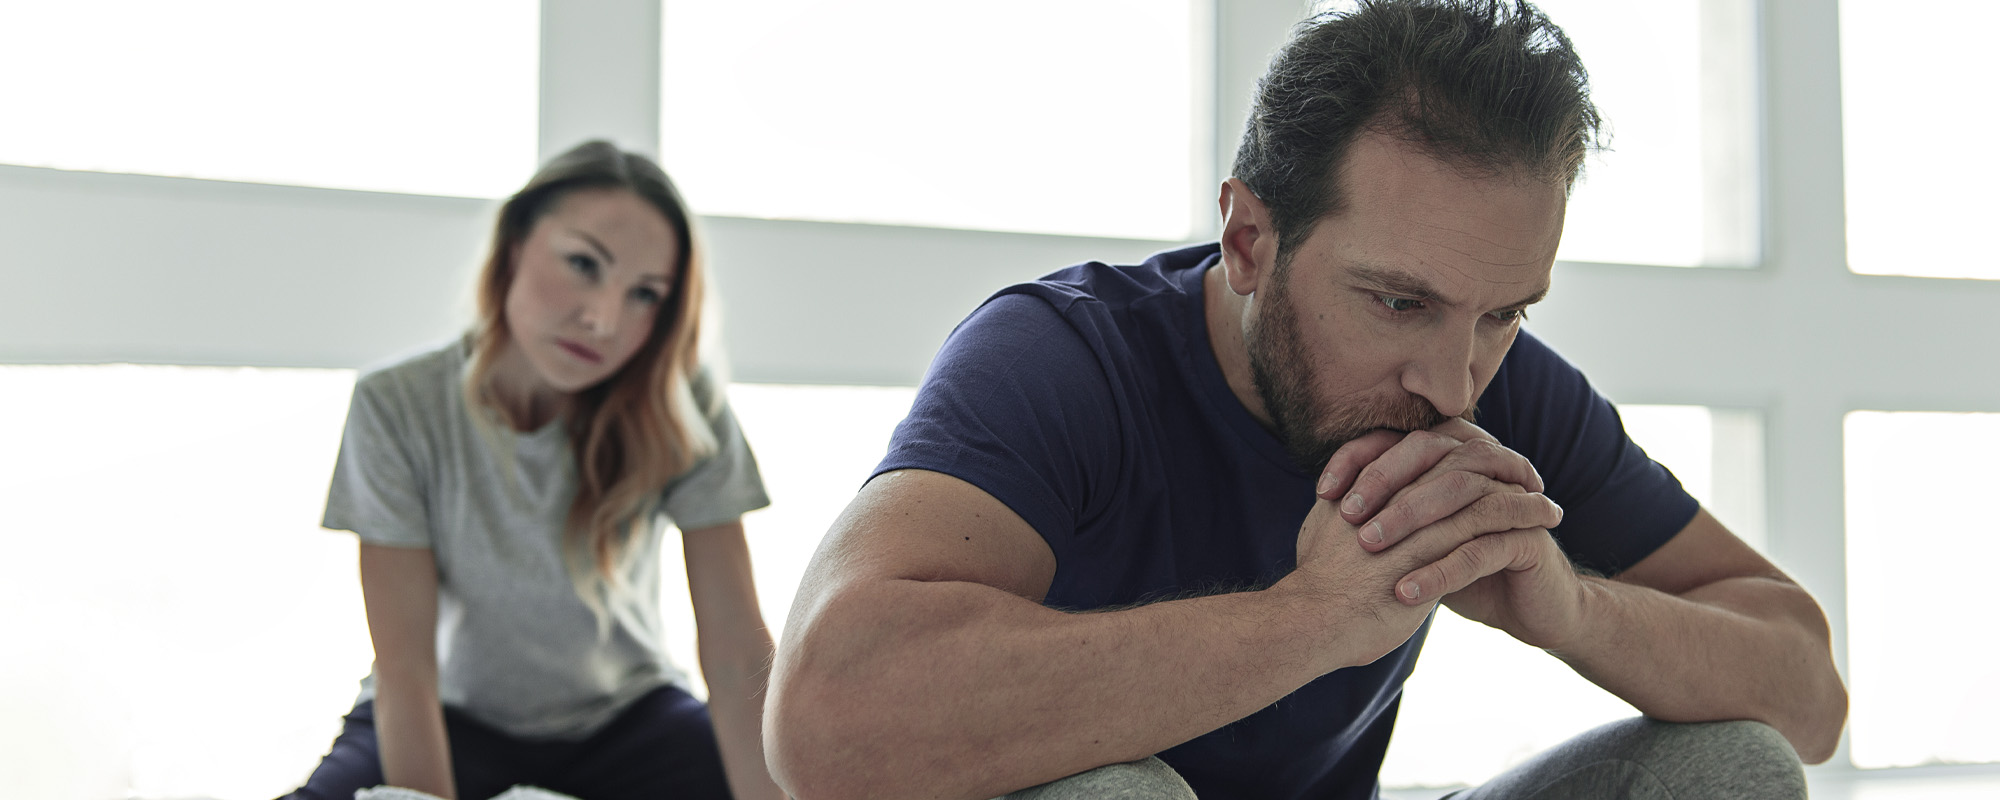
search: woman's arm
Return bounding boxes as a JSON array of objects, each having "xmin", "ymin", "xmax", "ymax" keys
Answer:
[
  {"xmin": 682, "ymin": 520, "xmax": 784, "ymax": 800},
  {"xmin": 359, "ymin": 542, "xmax": 457, "ymax": 798}
]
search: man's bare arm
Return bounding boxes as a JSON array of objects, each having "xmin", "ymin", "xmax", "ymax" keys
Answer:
[
  {"xmin": 764, "ymin": 468, "xmax": 1491, "ymax": 800},
  {"xmin": 1543, "ymin": 510, "xmax": 1847, "ymax": 762}
]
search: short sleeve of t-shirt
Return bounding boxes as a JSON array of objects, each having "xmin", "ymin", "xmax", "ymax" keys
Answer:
[
  {"xmin": 323, "ymin": 369, "xmax": 435, "ymax": 549},
  {"xmin": 1483, "ymin": 330, "xmax": 1699, "ymax": 576},
  {"xmin": 658, "ymin": 368, "xmax": 772, "ymax": 531},
  {"xmin": 876, "ymin": 292, "xmax": 1124, "ymax": 557}
]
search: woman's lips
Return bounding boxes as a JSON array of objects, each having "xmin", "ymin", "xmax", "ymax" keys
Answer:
[{"xmin": 557, "ymin": 339, "xmax": 604, "ymax": 364}]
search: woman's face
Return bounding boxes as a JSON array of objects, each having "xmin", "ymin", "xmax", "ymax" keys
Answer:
[{"xmin": 502, "ymin": 187, "xmax": 680, "ymax": 395}]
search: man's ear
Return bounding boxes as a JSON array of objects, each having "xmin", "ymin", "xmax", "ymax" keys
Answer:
[{"xmin": 1217, "ymin": 178, "xmax": 1279, "ymax": 297}]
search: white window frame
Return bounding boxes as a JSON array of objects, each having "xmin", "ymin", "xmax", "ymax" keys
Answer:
[{"xmin": 3, "ymin": 0, "xmax": 1995, "ymax": 786}]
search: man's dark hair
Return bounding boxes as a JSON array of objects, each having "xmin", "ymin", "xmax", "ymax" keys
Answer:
[{"xmin": 1233, "ymin": 0, "xmax": 1603, "ymax": 257}]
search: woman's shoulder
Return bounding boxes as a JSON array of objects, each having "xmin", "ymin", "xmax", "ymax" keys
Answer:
[
  {"xmin": 355, "ymin": 338, "xmax": 463, "ymax": 388},
  {"xmin": 347, "ymin": 339, "xmax": 469, "ymax": 420}
]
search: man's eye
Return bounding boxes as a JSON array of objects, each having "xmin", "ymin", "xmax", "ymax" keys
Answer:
[
  {"xmin": 1379, "ymin": 295, "xmax": 1425, "ymax": 312},
  {"xmin": 567, "ymin": 253, "xmax": 599, "ymax": 276},
  {"xmin": 1490, "ymin": 308, "xmax": 1529, "ymax": 323}
]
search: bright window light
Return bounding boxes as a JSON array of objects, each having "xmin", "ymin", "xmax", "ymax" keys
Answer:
[
  {"xmin": 1845, "ymin": 411, "xmax": 2000, "ymax": 768},
  {"xmin": 1841, "ymin": 1, "xmax": 2000, "ymax": 280},
  {"xmin": 0, "ymin": 364, "xmax": 364, "ymax": 800},
  {"xmin": 0, "ymin": 1, "xmax": 539, "ymax": 198},
  {"xmin": 660, "ymin": 0, "xmax": 1199, "ymax": 241},
  {"xmin": 1536, "ymin": 0, "xmax": 1760, "ymax": 268}
]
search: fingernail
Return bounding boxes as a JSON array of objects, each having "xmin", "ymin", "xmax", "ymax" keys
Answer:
[
  {"xmin": 1400, "ymin": 582, "xmax": 1422, "ymax": 600},
  {"xmin": 1360, "ymin": 521, "xmax": 1384, "ymax": 545},
  {"xmin": 1316, "ymin": 471, "xmax": 1338, "ymax": 496},
  {"xmin": 1342, "ymin": 492, "xmax": 1366, "ymax": 515}
]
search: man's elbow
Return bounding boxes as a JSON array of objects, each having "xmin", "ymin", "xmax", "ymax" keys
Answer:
[
  {"xmin": 1788, "ymin": 605, "xmax": 1849, "ymax": 765},
  {"xmin": 1766, "ymin": 629, "xmax": 1847, "ymax": 765},
  {"xmin": 765, "ymin": 666, "xmax": 904, "ymax": 800},
  {"xmin": 1791, "ymin": 675, "xmax": 1848, "ymax": 765},
  {"xmin": 764, "ymin": 607, "xmax": 914, "ymax": 800}
]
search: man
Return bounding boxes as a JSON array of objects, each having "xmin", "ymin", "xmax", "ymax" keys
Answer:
[{"xmin": 766, "ymin": 1, "xmax": 1847, "ymax": 798}]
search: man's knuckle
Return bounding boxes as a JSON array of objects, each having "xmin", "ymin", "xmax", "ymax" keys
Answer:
[
  {"xmin": 1422, "ymin": 560, "xmax": 1455, "ymax": 591},
  {"xmin": 1469, "ymin": 492, "xmax": 1529, "ymax": 530},
  {"xmin": 1459, "ymin": 535, "xmax": 1498, "ymax": 565},
  {"xmin": 1475, "ymin": 489, "xmax": 1506, "ymax": 510},
  {"xmin": 1439, "ymin": 469, "xmax": 1480, "ymax": 497},
  {"xmin": 1500, "ymin": 493, "xmax": 1546, "ymax": 526},
  {"xmin": 1442, "ymin": 546, "xmax": 1488, "ymax": 588}
]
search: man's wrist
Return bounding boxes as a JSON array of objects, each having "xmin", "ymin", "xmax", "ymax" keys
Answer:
[
  {"xmin": 1541, "ymin": 573, "xmax": 1616, "ymax": 659},
  {"xmin": 1261, "ymin": 572, "xmax": 1356, "ymax": 677}
]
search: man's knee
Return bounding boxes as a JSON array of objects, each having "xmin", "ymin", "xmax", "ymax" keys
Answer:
[
  {"xmin": 1670, "ymin": 719, "xmax": 1805, "ymax": 790},
  {"xmin": 1464, "ymin": 717, "xmax": 1805, "ymax": 800},
  {"xmin": 999, "ymin": 757, "xmax": 1196, "ymax": 800},
  {"xmin": 1602, "ymin": 717, "xmax": 1806, "ymax": 800}
]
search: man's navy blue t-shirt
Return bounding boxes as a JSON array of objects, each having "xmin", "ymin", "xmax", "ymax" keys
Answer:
[{"xmin": 875, "ymin": 243, "xmax": 1697, "ymax": 800}]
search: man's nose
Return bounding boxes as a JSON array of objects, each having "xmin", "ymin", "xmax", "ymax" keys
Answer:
[{"xmin": 1400, "ymin": 325, "xmax": 1477, "ymax": 419}]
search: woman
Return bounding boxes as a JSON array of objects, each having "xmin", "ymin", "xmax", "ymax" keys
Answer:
[{"xmin": 289, "ymin": 141, "xmax": 782, "ymax": 800}]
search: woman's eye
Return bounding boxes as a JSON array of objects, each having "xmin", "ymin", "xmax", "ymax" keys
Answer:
[
  {"xmin": 567, "ymin": 253, "xmax": 599, "ymax": 276},
  {"xmin": 1379, "ymin": 295, "xmax": 1424, "ymax": 313},
  {"xmin": 632, "ymin": 287, "xmax": 665, "ymax": 306}
]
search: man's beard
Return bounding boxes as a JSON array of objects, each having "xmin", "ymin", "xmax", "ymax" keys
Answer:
[{"xmin": 1246, "ymin": 262, "xmax": 1463, "ymax": 473}]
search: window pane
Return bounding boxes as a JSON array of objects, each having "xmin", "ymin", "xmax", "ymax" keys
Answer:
[
  {"xmin": 0, "ymin": 365, "xmax": 365, "ymax": 799},
  {"xmin": 1841, "ymin": 1, "xmax": 2000, "ymax": 279},
  {"xmin": 1844, "ymin": 411, "xmax": 2000, "ymax": 768},
  {"xmin": 1538, "ymin": 0, "xmax": 1760, "ymax": 268},
  {"xmin": 660, "ymin": 0, "xmax": 1197, "ymax": 240},
  {"xmin": 0, "ymin": 1, "xmax": 538, "ymax": 198}
]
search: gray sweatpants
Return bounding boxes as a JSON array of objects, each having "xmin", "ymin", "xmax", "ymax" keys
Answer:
[{"xmin": 999, "ymin": 717, "xmax": 1807, "ymax": 799}]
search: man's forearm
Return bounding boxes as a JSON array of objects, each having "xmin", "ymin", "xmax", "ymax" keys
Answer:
[
  {"xmin": 1550, "ymin": 574, "xmax": 1847, "ymax": 762},
  {"xmin": 768, "ymin": 575, "xmax": 1351, "ymax": 800}
]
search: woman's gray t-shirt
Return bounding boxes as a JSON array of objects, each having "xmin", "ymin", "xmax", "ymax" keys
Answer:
[{"xmin": 322, "ymin": 340, "xmax": 770, "ymax": 740}]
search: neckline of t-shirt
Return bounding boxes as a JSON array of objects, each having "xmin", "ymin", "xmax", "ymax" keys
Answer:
[
  {"xmin": 448, "ymin": 337, "xmax": 570, "ymax": 444},
  {"xmin": 1173, "ymin": 247, "xmax": 1312, "ymax": 477}
]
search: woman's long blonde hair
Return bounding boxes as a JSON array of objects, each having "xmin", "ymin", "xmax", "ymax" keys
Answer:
[{"xmin": 464, "ymin": 140, "xmax": 717, "ymax": 603}]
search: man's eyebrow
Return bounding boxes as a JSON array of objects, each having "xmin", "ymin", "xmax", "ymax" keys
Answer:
[
  {"xmin": 572, "ymin": 229, "xmax": 616, "ymax": 266},
  {"xmin": 1350, "ymin": 264, "xmax": 1443, "ymax": 302},
  {"xmin": 1348, "ymin": 264, "xmax": 1549, "ymax": 310},
  {"xmin": 1507, "ymin": 283, "xmax": 1551, "ymax": 309}
]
